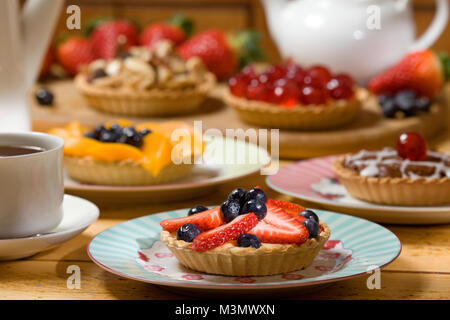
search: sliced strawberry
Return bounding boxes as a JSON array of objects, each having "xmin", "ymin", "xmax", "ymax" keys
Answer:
[
  {"xmin": 263, "ymin": 202, "xmax": 305, "ymax": 232},
  {"xmin": 160, "ymin": 207, "xmax": 224, "ymax": 232},
  {"xmin": 248, "ymin": 221, "xmax": 308, "ymax": 244},
  {"xmin": 192, "ymin": 213, "xmax": 258, "ymax": 252},
  {"xmin": 266, "ymin": 198, "xmax": 305, "ymax": 216}
]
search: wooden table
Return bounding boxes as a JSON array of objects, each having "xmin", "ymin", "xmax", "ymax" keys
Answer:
[{"xmin": 1, "ymin": 159, "xmax": 449, "ymax": 300}]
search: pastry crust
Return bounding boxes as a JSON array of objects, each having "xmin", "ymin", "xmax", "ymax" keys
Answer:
[
  {"xmin": 65, "ymin": 156, "xmax": 192, "ymax": 186},
  {"xmin": 333, "ymin": 156, "xmax": 450, "ymax": 206},
  {"xmin": 75, "ymin": 72, "xmax": 216, "ymax": 116},
  {"xmin": 224, "ymin": 88, "xmax": 367, "ymax": 130},
  {"xmin": 161, "ymin": 221, "xmax": 330, "ymax": 276}
]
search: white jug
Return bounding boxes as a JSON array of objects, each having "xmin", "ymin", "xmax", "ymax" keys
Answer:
[
  {"xmin": 0, "ymin": 0, "xmax": 64, "ymax": 132},
  {"xmin": 261, "ymin": 0, "xmax": 449, "ymax": 84}
]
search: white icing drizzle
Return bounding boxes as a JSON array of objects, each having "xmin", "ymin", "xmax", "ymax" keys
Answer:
[{"xmin": 345, "ymin": 148, "xmax": 450, "ymax": 180}]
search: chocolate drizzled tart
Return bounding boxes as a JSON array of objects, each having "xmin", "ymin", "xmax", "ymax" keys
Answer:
[{"xmin": 334, "ymin": 146, "xmax": 450, "ymax": 206}]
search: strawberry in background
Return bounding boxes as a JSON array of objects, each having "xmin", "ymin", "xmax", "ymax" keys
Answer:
[
  {"xmin": 56, "ymin": 36, "xmax": 95, "ymax": 76},
  {"xmin": 368, "ymin": 50, "xmax": 450, "ymax": 99},
  {"xmin": 88, "ymin": 18, "xmax": 139, "ymax": 59},
  {"xmin": 139, "ymin": 14, "xmax": 193, "ymax": 48},
  {"xmin": 177, "ymin": 29, "xmax": 265, "ymax": 79}
]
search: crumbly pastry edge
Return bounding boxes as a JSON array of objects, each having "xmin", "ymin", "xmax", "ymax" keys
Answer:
[
  {"xmin": 223, "ymin": 87, "xmax": 367, "ymax": 130},
  {"xmin": 75, "ymin": 73, "xmax": 216, "ymax": 116},
  {"xmin": 64, "ymin": 156, "xmax": 193, "ymax": 186},
  {"xmin": 160, "ymin": 221, "xmax": 330, "ymax": 276},
  {"xmin": 333, "ymin": 156, "xmax": 450, "ymax": 206}
]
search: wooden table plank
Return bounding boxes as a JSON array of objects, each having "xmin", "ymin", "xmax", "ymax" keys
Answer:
[{"xmin": 1, "ymin": 260, "xmax": 449, "ymax": 299}]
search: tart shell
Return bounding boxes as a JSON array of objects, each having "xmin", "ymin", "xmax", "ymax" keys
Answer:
[
  {"xmin": 333, "ymin": 156, "xmax": 450, "ymax": 206},
  {"xmin": 224, "ymin": 88, "xmax": 367, "ymax": 130},
  {"xmin": 65, "ymin": 156, "xmax": 192, "ymax": 186},
  {"xmin": 161, "ymin": 222, "xmax": 330, "ymax": 276},
  {"xmin": 75, "ymin": 73, "xmax": 216, "ymax": 117}
]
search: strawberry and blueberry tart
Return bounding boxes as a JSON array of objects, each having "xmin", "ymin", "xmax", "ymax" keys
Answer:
[
  {"xmin": 333, "ymin": 132, "xmax": 450, "ymax": 206},
  {"xmin": 75, "ymin": 40, "xmax": 216, "ymax": 116},
  {"xmin": 224, "ymin": 63, "xmax": 367, "ymax": 130},
  {"xmin": 369, "ymin": 50, "xmax": 449, "ymax": 119},
  {"xmin": 48, "ymin": 120, "xmax": 203, "ymax": 186},
  {"xmin": 160, "ymin": 187, "xmax": 330, "ymax": 276}
]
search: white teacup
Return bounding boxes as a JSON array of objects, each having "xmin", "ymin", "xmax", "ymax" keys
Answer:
[{"xmin": 0, "ymin": 132, "xmax": 64, "ymax": 239}]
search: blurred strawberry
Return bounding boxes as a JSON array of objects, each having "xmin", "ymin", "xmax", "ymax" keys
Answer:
[
  {"xmin": 368, "ymin": 50, "xmax": 450, "ymax": 99},
  {"xmin": 139, "ymin": 14, "xmax": 193, "ymax": 48},
  {"xmin": 39, "ymin": 47, "xmax": 55, "ymax": 78},
  {"xmin": 177, "ymin": 29, "xmax": 265, "ymax": 79},
  {"xmin": 89, "ymin": 19, "xmax": 139, "ymax": 59},
  {"xmin": 56, "ymin": 36, "xmax": 95, "ymax": 76}
]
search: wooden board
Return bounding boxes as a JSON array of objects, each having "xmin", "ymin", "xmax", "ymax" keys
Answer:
[{"xmin": 30, "ymin": 80, "xmax": 449, "ymax": 159}]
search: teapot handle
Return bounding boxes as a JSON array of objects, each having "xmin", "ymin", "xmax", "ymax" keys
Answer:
[{"xmin": 409, "ymin": 0, "xmax": 448, "ymax": 52}]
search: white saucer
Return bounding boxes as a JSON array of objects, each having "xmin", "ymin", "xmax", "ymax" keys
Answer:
[{"xmin": 0, "ymin": 194, "xmax": 99, "ymax": 260}]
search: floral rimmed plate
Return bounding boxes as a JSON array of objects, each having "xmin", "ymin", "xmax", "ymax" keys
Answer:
[
  {"xmin": 87, "ymin": 208, "xmax": 400, "ymax": 294},
  {"xmin": 266, "ymin": 156, "xmax": 450, "ymax": 225}
]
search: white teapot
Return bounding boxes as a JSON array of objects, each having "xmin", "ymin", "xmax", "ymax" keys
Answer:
[
  {"xmin": 0, "ymin": 0, "xmax": 64, "ymax": 132},
  {"xmin": 261, "ymin": 0, "xmax": 448, "ymax": 84}
]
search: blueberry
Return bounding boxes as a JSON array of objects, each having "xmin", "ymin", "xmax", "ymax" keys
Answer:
[
  {"xmin": 188, "ymin": 205, "xmax": 209, "ymax": 216},
  {"xmin": 381, "ymin": 99, "xmax": 398, "ymax": 118},
  {"xmin": 99, "ymin": 130, "xmax": 119, "ymax": 142},
  {"xmin": 93, "ymin": 125, "xmax": 107, "ymax": 136},
  {"xmin": 378, "ymin": 94, "xmax": 391, "ymax": 106},
  {"xmin": 415, "ymin": 97, "xmax": 432, "ymax": 112},
  {"xmin": 237, "ymin": 234, "xmax": 261, "ymax": 249},
  {"xmin": 228, "ymin": 188, "xmax": 247, "ymax": 204},
  {"xmin": 302, "ymin": 219, "xmax": 319, "ymax": 239},
  {"xmin": 140, "ymin": 129, "xmax": 152, "ymax": 136},
  {"xmin": 299, "ymin": 209, "xmax": 319, "ymax": 223},
  {"xmin": 117, "ymin": 126, "xmax": 143, "ymax": 147},
  {"xmin": 245, "ymin": 188, "xmax": 267, "ymax": 204},
  {"xmin": 88, "ymin": 69, "xmax": 107, "ymax": 82},
  {"xmin": 241, "ymin": 199, "xmax": 267, "ymax": 220},
  {"xmin": 35, "ymin": 89, "xmax": 54, "ymax": 106},
  {"xmin": 220, "ymin": 199, "xmax": 242, "ymax": 223},
  {"xmin": 176, "ymin": 223, "xmax": 201, "ymax": 242},
  {"xmin": 395, "ymin": 90, "xmax": 417, "ymax": 116},
  {"xmin": 109, "ymin": 123, "xmax": 123, "ymax": 134}
]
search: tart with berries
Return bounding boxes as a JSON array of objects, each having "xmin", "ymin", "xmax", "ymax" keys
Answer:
[
  {"xmin": 160, "ymin": 187, "xmax": 330, "ymax": 276},
  {"xmin": 333, "ymin": 132, "xmax": 450, "ymax": 206},
  {"xmin": 75, "ymin": 40, "xmax": 216, "ymax": 116},
  {"xmin": 224, "ymin": 63, "xmax": 367, "ymax": 130},
  {"xmin": 48, "ymin": 120, "xmax": 203, "ymax": 186}
]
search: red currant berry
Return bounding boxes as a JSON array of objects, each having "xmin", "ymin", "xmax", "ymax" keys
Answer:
[
  {"xmin": 397, "ymin": 132, "xmax": 427, "ymax": 161},
  {"xmin": 246, "ymin": 79, "xmax": 268, "ymax": 101},
  {"xmin": 266, "ymin": 64, "xmax": 287, "ymax": 81},
  {"xmin": 307, "ymin": 65, "xmax": 332, "ymax": 85},
  {"xmin": 335, "ymin": 73, "xmax": 354, "ymax": 87},
  {"xmin": 301, "ymin": 86, "xmax": 327, "ymax": 105},
  {"xmin": 326, "ymin": 77, "xmax": 354, "ymax": 100},
  {"xmin": 228, "ymin": 75, "xmax": 248, "ymax": 97},
  {"xmin": 303, "ymin": 75, "xmax": 326, "ymax": 89},
  {"xmin": 272, "ymin": 79, "xmax": 299, "ymax": 105},
  {"xmin": 241, "ymin": 65, "xmax": 257, "ymax": 77}
]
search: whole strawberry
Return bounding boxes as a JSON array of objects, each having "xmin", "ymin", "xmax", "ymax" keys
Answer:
[
  {"xmin": 90, "ymin": 19, "xmax": 139, "ymax": 59},
  {"xmin": 140, "ymin": 15, "xmax": 192, "ymax": 48},
  {"xmin": 178, "ymin": 29, "xmax": 264, "ymax": 79},
  {"xmin": 140, "ymin": 23, "xmax": 185, "ymax": 48},
  {"xmin": 56, "ymin": 37, "xmax": 95, "ymax": 76},
  {"xmin": 368, "ymin": 50, "xmax": 450, "ymax": 99}
]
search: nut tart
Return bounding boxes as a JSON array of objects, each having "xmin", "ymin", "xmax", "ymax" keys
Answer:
[
  {"xmin": 224, "ymin": 63, "xmax": 366, "ymax": 130},
  {"xmin": 333, "ymin": 132, "xmax": 450, "ymax": 206},
  {"xmin": 160, "ymin": 187, "xmax": 330, "ymax": 276},
  {"xmin": 48, "ymin": 120, "xmax": 203, "ymax": 186},
  {"xmin": 75, "ymin": 41, "xmax": 216, "ymax": 116}
]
